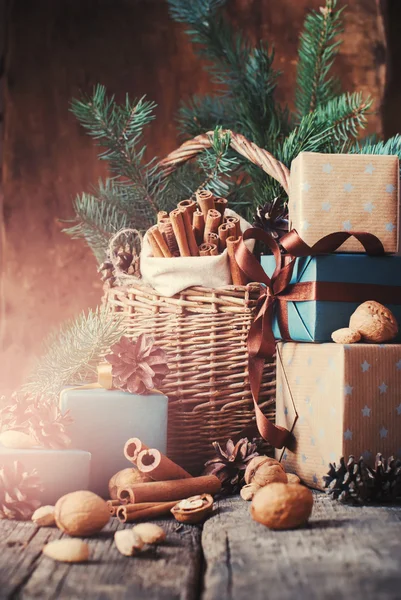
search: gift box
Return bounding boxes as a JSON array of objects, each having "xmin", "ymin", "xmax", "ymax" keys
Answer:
[
  {"xmin": 60, "ymin": 389, "xmax": 168, "ymax": 497},
  {"xmin": 289, "ymin": 152, "xmax": 399, "ymax": 253},
  {"xmin": 0, "ymin": 446, "xmax": 91, "ymax": 504},
  {"xmin": 260, "ymin": 253, "xmax": 401, "ymax": 342},
  {"xmin": 274, "ymin": 342, "xmax": 401, "ymax": 490}
]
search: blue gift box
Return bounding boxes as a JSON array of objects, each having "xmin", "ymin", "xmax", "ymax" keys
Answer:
[
  {"xmin": 60, "ymin": 389, "xmax": 168, "ymax": 498},
  {"xmin": 260, "ymin": 253, "xmax": 401, "ymax": 342}
]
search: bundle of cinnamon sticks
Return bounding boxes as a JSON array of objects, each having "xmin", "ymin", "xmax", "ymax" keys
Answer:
[
  {"xmin": 107, "ymin": 438, "xmax": 221, "ymax": 523},
  {"xmin": 147, "ymin": 190, "xmax": 248, "ymax": 285}
]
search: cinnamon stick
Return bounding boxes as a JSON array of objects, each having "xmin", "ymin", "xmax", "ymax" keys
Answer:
[
  {"xmin": 170, "ymin": 209, "xmax": 191, "ymax": 257},
  {"xmin": 209, "ymin": 244, "xmax": 218, "ymax": 256},
  {"xmin": 218, "ymin": 221, "xmax": 236, "ymax": 251},
  {"xmin": 178, "ymin": 199, "xmax": 197, "ymax": 219},
  {"xmin": 224, "ymin": 216, "xmax": 241, "ymax": 238},
  {"xmin": 196, "ymin": 189, "xmax": 215, "ymax": 219},
  {"xmin": 124, "ymin": 438, "xmax": 149, "ymax": 465},
  {"xmin": 157, "ymin": 211, "xmax": 168, "ymax": 223},
  {"xmin": 150, "ymin": 226, "xmax": 172, "ymax": 258},
  {"xmin": 215, "ymin": 197, "xmax": 228, "ymax": 217},
  {"xmin": 117, "ymin": 501, "xmax": 179, "ymax": 523},
  {"xmin": 180, "ymin": 207, "xmax": 200, "ymax": 256},
  {"xmin": 199, "ymin": 243, "xmax": 213, "ymax": 256},
  {"xmin": 137, "ymin": 448, "xmax": 192, "ymax": 481},
  {"xmin": 106, "ymin": 499, "xmax": 121, "ymax": 516},
  {"xmin": 158, "ymin": 218, "xmax": 179, "ymax": 256},
  {"xmin": 204, "ymin": 209, "xmax": 222, "ymax": 242},
  {"xmin": 226, "ymin": 236, "xmax": 248, "ymax": 285},
  {"xmin": 147, "ymin": 228, "xmax": 164, "ymax": 258},
  {"xmin": 117, "ymin": 475, "xmax": 221, "ymax": 505},
  {"xmin": 205, "ymin": 232, "xmax": 219, "ymax": 247},
  {"xmin": 193, "ymin": 210, "xmax": 205, "ymax": 245}
]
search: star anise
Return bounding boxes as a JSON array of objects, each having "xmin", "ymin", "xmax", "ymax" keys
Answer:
[
  {"xmin": 203, "ymin": 438, "xmax": 261, "ymax": 495},
  {"xmin": 253, "ymin": 197, "xmax": 289, "ymax": 241},
  {"xmin": 105, "ymin": 334, "xmax": 169, "ymax": 394}
]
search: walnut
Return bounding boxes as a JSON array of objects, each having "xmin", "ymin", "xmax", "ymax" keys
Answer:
[
  {"xmin": 55, "ymin": 491, "xmax": 110, "ymax": 537},
  {"xmin": 132, "ymin": 523, "xmax": 166, "ymax": 545},
  {"xmin": 43, "ymin": 539, "xmax": 89, "ymax": 563},
  {"xmin": 251, "ymin": 482, "xmax": 313, "ymax": 530},
  {"xmin": 331, "ymin": 327, "xmax": 361, "ymax": 344},
  {"xmin": 108, "ymin": 468, "xmax": 151, "ymax": 500},
  {"xmin": 171, "ymin": 494, "xmax": 213, "ymax": 524},
  {"xmin": 349, "ymin": 301, "xmax": 398, "ymax": 343},
  {"xmin": 245, "ymin": 456, "xmax": 287, "ymax": 487}
]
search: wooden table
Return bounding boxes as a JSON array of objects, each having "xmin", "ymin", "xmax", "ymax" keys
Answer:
[{"xmin": 1, "ymin": 494, "xmax": 401, "ymax": 600}]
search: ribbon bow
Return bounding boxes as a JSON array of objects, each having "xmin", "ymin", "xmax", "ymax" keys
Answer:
[{"xmin": 235, "ymin": 228, "xmax": 385, "ymax": 448}]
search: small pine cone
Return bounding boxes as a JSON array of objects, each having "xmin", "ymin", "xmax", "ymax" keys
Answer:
[{"xmin": 0, "ymin": 461, "xmax": 43, "ymax": 520}]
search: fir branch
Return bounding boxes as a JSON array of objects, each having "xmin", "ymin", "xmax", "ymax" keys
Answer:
[
  {"xmin": 22, "ymin": 308, "xmax": 124, "ymax": 402},
  {"xmin": 317, "ymin": 92, "xmax": 372, "ymax": 147},
  {"xmin": 350, "ymin": 134, "xmax": 401, "ymax": 173},
  {"xmin": 295, "ymin": 0, "xmax": 344, "ymax": 116},
  {"xmin": 62, "ymin": 191, "xmax": 129, "ymax": 264},
  {"xmin": 196, "ymin": 128, "xmax": 240, "ymax": 197},
  {"xmin": 71, "ymin": 85, "xmax": 160, "ymax": 222},
  {"xmin": 177, "ymin": 94, "xmax": 238, "ymax": 137}
]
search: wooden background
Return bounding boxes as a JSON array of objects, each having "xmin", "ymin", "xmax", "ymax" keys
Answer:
[{"xmin": 0, "ymin": 0, "xmax": 396, "ymax": 394}]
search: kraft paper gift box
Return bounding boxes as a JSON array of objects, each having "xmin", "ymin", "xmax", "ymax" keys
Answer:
[
  {"xmin": 60, "ymin": 389, "xmax": 168, "ymax": 497},
  {"xmin": 0, "ymin": 446, "xmax": 91, "ymax": 504},
  {"xmin": 274, "ymin": 342, "xmax": 401, "ymax": 490},
  {"xmin": 260, "ymin": 253, "xmax": 401, "ymax": 342},
  {"xmin": 289, "ymin": 152, "xmax": 400, "ymax": 253}
]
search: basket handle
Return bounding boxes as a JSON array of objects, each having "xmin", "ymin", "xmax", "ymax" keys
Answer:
[{"xmin": 158, "ymin": 130, "xmax": 290, "ymax": 195}]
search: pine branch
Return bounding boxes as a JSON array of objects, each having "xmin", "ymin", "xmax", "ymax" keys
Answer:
[
  {"xmin": 177, "ymin": 94, "xmax": 238, "ymax": 137},
  {"xmin": 295, "ymin": 0, "xmax": 344, "ymax": 117},
  {"xmin": 22, "ymin": 308, "xmax": 124, "ymax": 402},
  {"xmin": 71, "ymin": 85, "xmax": 160, "ymax": 222},
  {"xmin": 317, "ymin": 92, "xmax": 372, "ymax": 147},
  {"xmin": 62, "ymin": 190, "xmax": 129, "ymax": 264},
  {"xmin": 196, "ymin": 128, "xmax": 240, "ymax": 197},
  {"xmin": 350, "ymin": 134, "xmax": 401, "ymax": 171}
]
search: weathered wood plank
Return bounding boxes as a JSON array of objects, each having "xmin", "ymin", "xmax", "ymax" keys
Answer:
[
  {"xmin": 202, "ymin": 493, "xmax": 401, "ymax": 600},
  {"xmin": 0, "ymin": 518, "xmax": 202, "ymax": 600}
]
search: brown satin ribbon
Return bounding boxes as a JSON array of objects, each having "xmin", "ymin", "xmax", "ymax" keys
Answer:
[{"xmin": 235, "ymin": 228, "xmax": 390, "ymax": 449}]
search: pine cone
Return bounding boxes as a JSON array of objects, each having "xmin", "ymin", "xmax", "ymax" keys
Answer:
[
  {"xmin": 203, "ymin": 438, "xmax": 260, "ymax": 495},
  {"xmin": 253, "ymin": 198, "xmax": 289, "ymax": 241},
  {"xmin": 323, "ymin": 454, "xmax": 401, "ymax": 505},
  {"xmin": 105, "ymin": 334, "xmax": 169, "ymax": 394},
  {"xmin": 26, "ymin": 401, "xmax": 73, "ymax": 450},
  {"xmin": 0, "ymin": 461, "xmax": 43, "ymax": 520},
  {"xmin": 0, "ymin": 392, "xmax": 31, "ymax": 433}
]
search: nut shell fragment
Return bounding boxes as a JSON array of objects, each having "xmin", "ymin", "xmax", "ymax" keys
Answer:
[
  {"xmin": 55, "ymin": 491, "xmax": 110, "ymax": 537},
  {"xmin": 240, "ymin": 483, "xmax": 260, "ymax": 501},
  {"xmin": 251, "ymin": 482, "xmax": 313, "ymax": 530},
  {"xmin": 171, "ymin": 494, "xmax": 213, "ymax": 524},
  {"xmin": 245, "ymin": 456, "xmax": 287, "ymax": 487},
  {"xmin": 32, "ymin": 505, "xmax": 55, "ymax": 527},
  {"xmin": 286, "ymin": 473, "xmax": 301, "ymax": 485},
  {"xmin": 132, "ymin": 523, "xmax": 166, "ymax": 545},
  {"xmin": 331, "ymin": 327, "xmax": 361, "ymax": 344},
  {"xmin": 114, "ymin": 529, "xmax": 144, "ymax": 556},
  {"xmin": 43, "ymin": 539, "xmax": 89, "ymax": 563}
]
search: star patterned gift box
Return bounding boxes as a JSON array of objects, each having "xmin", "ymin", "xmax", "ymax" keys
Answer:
[
  {"xmin": 289, "ymin": 152, "xmax": 399, "ymax": 253},
  {"xmin": 275, "ymin": 342, "xmax": 401, "ymax": 490}
]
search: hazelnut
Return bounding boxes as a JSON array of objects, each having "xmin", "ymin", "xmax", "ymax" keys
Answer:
[
  {"xmin": 251, "ymin": 482, "xmax": 313, "ymax": 530},
  {"xmin": 245, "ymin": 456, "xmax": 287, "ymax": 487},
  {"xmin": 132, "ymin": 523, "xmax": 166, "ymax": 545},
  {"xmin": 43, "ymin": 539, "xmax": 89, "ymax": 563},
  {"xmin": 109, "ymin": 468, "xmax": 151, "ymax": 500},
  {"xmin": 349, "ymin": 301, "xmax": 398, "ymax": 343},
  {"xmin": 114, "ymin": 529, "xmax": 144, "ymax": 556},
  {"xmin": 171, "ymin": 494, "xmax": 213, "ymax": 524},
  {"xmin": 286, "ymin": 473, "xmax": 301, "ymax": 485},
  {"xmin": 331, "ymin": 327, "xmax": 361, "ymax": 344},
  {"xmin": 55, "ymin": 490, "xmax": 110, "ymax": 537},
  {"xmin": 32, "ymin": 506, "xmax": 56, "ymax": 527},
  {"xmin": 240, "ymin": 483, "xmax": 260, "ymax": 501}
]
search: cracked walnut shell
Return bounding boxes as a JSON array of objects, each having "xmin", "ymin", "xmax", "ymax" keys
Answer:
[
  {"xmin": 55, "ymin": 490, "xmax": 110, "ymax": 537},
  {"xmin": 251, "ymin": 482, "xmax": 313, "ymax": 530},
  {"xmin": 171, "ymin": 494, "xmax": 214, "ymax": 524},
  {"xmin": 245, "ymin": 456, "xmax": 287, "ymax": 487}
]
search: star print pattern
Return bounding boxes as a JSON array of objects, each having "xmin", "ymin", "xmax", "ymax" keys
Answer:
[
  {"xmin": 292, "ymin": 153, "xmax": 398, "ymax": 253},
  {"xmin": 275, "ymin": 342, "xmax": 401, "ymax": 491}
]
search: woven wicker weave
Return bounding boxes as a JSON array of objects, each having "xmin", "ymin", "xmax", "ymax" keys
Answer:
[{"xmin": 104, "ymin": 131, "xmax": 287, "ymax": 473}]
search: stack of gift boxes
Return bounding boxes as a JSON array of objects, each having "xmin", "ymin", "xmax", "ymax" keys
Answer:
[{"xmin": 262, "ymin": 151, "xmax": 401, "ymax": 489}]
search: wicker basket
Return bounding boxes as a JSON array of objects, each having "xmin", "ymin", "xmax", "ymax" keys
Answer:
[{"xmin": 104, "ymin": 131, "xmax": 290, "ymax": 473}]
